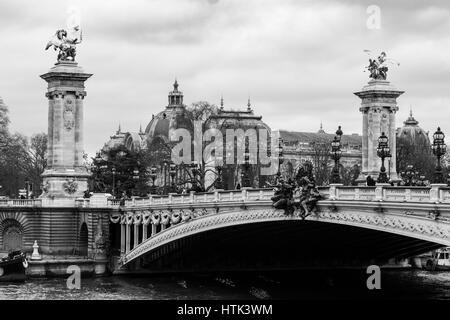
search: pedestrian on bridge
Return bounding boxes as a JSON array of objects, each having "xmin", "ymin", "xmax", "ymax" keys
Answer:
[{"xmin": 366, "ymin": 175, "xmax": 376, "ymax": 186}]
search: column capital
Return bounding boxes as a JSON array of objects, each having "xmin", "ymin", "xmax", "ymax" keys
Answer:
[
  {"xmin": 75, "ymin": 91, "xmax": 87, "ymax": 99},
  {"xmin": 46, "ymin": 90, "xmax": 65, "ymax": 99}
]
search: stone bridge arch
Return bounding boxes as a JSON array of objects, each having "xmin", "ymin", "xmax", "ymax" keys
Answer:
[
  {"xmin": 118, "ymin": 202, "xmax": 450, "ymax": 268},
  {"xmin": 0, "ymin": 212, "xmax": 33, "ymax": 252}
]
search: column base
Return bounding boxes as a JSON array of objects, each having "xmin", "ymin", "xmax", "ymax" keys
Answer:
[{"xmin": 41, "ymin": 168, "xmax": 91, "ymax": 199}]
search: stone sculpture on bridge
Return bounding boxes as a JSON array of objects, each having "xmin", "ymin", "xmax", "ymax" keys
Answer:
[
  {"xmin": 45, "ymin": 26, "xmax": 82, "ymax": 61},
  {"xmin": 270, "ymin": 164, "xmax": 322, "ymax": 219},
  {"xmin": 364, "ymin": 50, "xmax": 400, "ymax": 80},
  {"xmin": 271, "ymin": 178, "xmax": 296, "ymax": 215}
]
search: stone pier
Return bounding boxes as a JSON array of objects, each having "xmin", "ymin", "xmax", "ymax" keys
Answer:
[
  {"xmin": 40, "ymin": 61, "xmax": 92, "ymax": 199},
  {"xmin": 355, "ymin": 79, "xmax": 404, "ymax": 184}
]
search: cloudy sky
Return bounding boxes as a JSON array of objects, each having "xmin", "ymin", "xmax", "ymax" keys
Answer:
[{"xmin": 0, "ymin": 0, "xmax": 449, "ymax": 156}]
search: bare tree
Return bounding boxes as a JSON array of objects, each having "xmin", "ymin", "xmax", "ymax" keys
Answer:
[
  {"xmin": 396, "ymin": 136, "xmax": 435, "ymax": 180},
  {"xmin": 310, "ymin": 140, "xmax": 331, "ymax": 186},
  {"xmin": 340, "ymin": 164, "xmax": 361, "ymax": 186}
]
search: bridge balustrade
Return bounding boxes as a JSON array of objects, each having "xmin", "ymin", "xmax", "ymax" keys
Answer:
[
  {"xmin": 110, "ymin": 185, "xmax": 450, "ymax": 266},
  {"xmin": 439, "ymin": 188, "xmax": 450, "ymax": 203},
  {"xmin": 0, "ymin": 184, "xmax": 449, "ymax": 211},
  {"xmin": 121, "ymin": 188, "xmax": 275, "ymax": 208},
  {"xmin": 327, "ymin": 185, "xmax": 446, "ymax": 203},
  {"xmin": 0, "ymin": 199, "xmax": 42, "ymax": 207},
  {"xmin": 111, "ymin": 188, "xmax": 276, "ymax": 257}
]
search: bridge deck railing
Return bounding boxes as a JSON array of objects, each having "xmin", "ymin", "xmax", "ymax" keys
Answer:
[
  {"xmin": 123, "ymin": 188, "xmax": 275, "ymax": 208},
  {"xmin": 121, "ymin": 184, "xmax": 450, "ymax": 210},
  {"xmin": 326, "ymin": 184, "xmax": 450, "ymax": 203},
  {"xmin": 0, "ymin": 199, "xmax": 42, "ymax": 207},
  {"xmin": 2, "ymin": 185, "xmax": 450, "ymax": 209}
]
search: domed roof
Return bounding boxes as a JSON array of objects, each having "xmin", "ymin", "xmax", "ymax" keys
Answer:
[
  {"xmin": 124, "ymin": 132, "xmax": 146, "ymax": 152},
  {"xmin": 396, "ymin": 110, "xmax": 430, "ymax": 146},
  {"xmin": 145, "ymin": 81, "xmax": 193, "ymax": 143},
  {"xmin": 206, "ymin": 98, "xmax": 271, "ymax": 132},
  {"xmin": 102, "ymin": 125, "xmax": 126, "ymax": 152}
]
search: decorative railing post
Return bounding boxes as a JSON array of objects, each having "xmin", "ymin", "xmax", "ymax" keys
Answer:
[
  {"xmin": 242, "ymin": 189, "xmax": 248, "ymax": 201},
  {"xmin": 355, "ymin": 188, "xmax": 360, "ymax": 201},
  {"xmin": 329, "ymin": 184, "xmax": 343, "ymax": 200},
  {"xmin": 405, "ymin": 188, "xmax": 411, "ymax": 202},
  {"xmin": 431, "ymin": 183, "xmax": 447, "ymax": 203},
  {"xmin": 214, "ymin": 190, "xmax": 219, "ymax": 202},
  {"xmin": 375, "ymin": 183, "xmax": 389, "ymax": 201},
  {"xmin": 190, "ymin": 191, "xmax": 195, "ymax": 203}
]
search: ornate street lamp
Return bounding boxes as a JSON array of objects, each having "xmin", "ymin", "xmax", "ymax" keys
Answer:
[
  {"xmin": 432, "ymin": 127, "xmax": 447, "ymax": 184},
  {"xmin": 241, "ymin": 151, "xmax": 251, "ymax": 188},
  {"xmin": 25, "ymin": 178, "xmax": 30, "ymax": 199},
  {"xmin": 330, "ymin": 135, "xmax": 342, "ymax": 183},
  {"xmin": 214, "ymin": 155, "xmax": 223, "ymax": 189},
  {"xmin": 111, "ymin": 166, "xmax": 116, "ymax": 198},
  {"xmin": 188, "ymin": 160, "xmax": 201, "ymax": 192},
  {"xmin": 150, "ymin": 165, "xmax": 158, "ymax": 193},
  {"xmin": 276, "ymin": 137, "xmax": 284, "ymax": 181},
  {"xmin": 132, "ymin": 168, "xmax": 139, "ymax": 196},
  {"xmin": 191, "ymin": 160, "xmax": 199, "ymax": 177},
  {"xmin": 169, "ymin": 163, "xmax": 177, "ymax": 192},
  {"xmin": 376, "ymin": 132, "xmax": 391, "ymax": 183},
  {"xmin": 336, "ymin": 125, "xmax": 343, "ymax": 141}
]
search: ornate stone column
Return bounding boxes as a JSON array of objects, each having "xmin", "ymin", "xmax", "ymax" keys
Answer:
[
  {"xmin": 133, "ymin": 224, "xmax": 140, "ymax": 249},
  {"xmin": 125, "ymin": 224, "xmax": 131, "ymax": 253},
  {"xmin": 120, "ymin": 223, "xmax": 126, "ymax": 255},
  {"xmin": 40, "ymin": 61, "xmax": 92, "ymax": 199},
  {"xmin": 142, "ymin": 224, "xmax": 148, "ymax": 242},
  {"xmin": 355, "ymin": 79, "xmax": 404, "ymax": 184}
]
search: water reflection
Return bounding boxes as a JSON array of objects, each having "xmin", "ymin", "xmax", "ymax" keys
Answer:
[{"xmin": 0, "ymin": 270, "xmax": 449, "ymax": 300}]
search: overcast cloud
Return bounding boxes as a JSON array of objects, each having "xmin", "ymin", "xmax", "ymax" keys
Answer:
[{"xmin": 1, "ymin": 0, "xmax": 450, "ymax": 156}]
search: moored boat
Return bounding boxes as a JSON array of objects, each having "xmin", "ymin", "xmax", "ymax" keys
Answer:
[
  {"xmin": 424, "ymin": 248, "xmax": 450, "ymax": 271},
  {"xmin": 0, "ymin": 250, "xmax": 28, "ymax": 282}
]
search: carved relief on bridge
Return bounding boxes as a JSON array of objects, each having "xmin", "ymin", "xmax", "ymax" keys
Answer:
[
  {"xmin": 315, "ymin": 208, "xmax": 450, "ymax": 242},
  {"xmin": 63, "ymin": 96, "xmax": 75, "ymax": 130},
  {"xmin": 120, "ymin": 208, "xmax": 286, "ymax": 265},
  {"xmin": 114, "ymin": 201, "xmax": 450, "ymax": 267},
  {"xmin": 110, "ymin": 207, "xmax": 213, "ymax": 228}
]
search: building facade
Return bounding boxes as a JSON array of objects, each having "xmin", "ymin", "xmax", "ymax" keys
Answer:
[{"xmin": 100, "ymin": 81, "xmax": 272, "ymax": 191}]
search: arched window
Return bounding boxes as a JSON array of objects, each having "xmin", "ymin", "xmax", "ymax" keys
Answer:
[
  {"xmin": 79, "ymin": 223, "xmax": 88, "ymax": 256},
  {"xmin": 1, "ymin": 220, "xmax": 23, "ymax": 252}
]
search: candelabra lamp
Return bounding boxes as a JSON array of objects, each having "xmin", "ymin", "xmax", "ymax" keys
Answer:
[
  {"xmin": 376, "ymin": 132, "xmax": 391, "ymax": 183},
  {"xmin": 432, "ymin": 127, "xmax": 447, "ymax": 184}
]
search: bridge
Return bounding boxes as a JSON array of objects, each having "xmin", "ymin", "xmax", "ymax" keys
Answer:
[{"xmin": 110, "ymin": 184, "xmax": 450, "ymax": 271}]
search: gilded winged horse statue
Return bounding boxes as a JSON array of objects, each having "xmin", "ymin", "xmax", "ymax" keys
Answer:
[{"xmin": 45, "ymin": 25, "xmax": 82, "ymax": 62}]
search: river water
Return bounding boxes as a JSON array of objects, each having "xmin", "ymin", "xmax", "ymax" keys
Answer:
[{"xmin": 1, "ymin": 269, "xmax": 450, "ymax": 300}]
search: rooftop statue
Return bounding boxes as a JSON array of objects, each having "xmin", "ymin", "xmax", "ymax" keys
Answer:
[
  {"xmin": 364, "ymin": 50, "xmax": 400, "ymax": 80},
  {"xmin": 45, "ymin": 25, "xmax": 82, "ymax": 62}
]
